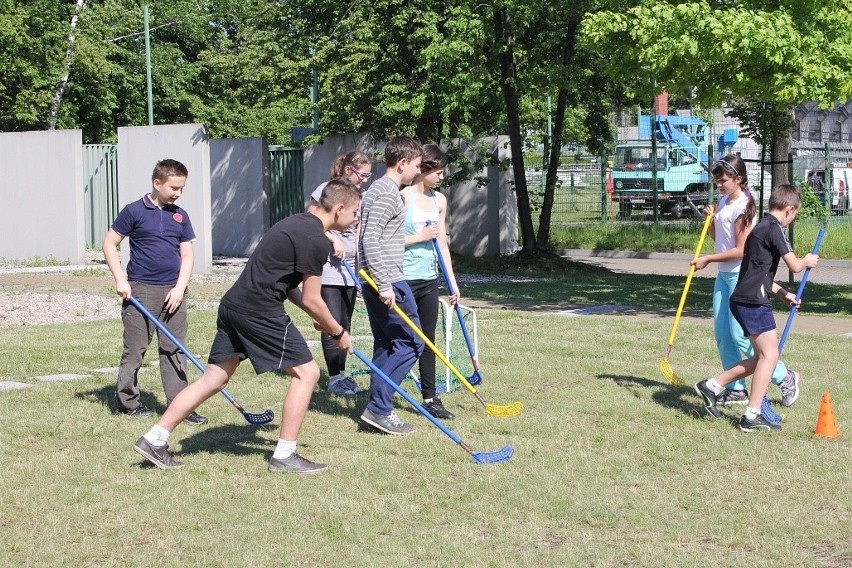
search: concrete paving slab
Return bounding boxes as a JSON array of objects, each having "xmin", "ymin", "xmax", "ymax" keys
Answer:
[
  {"xmin": 554, "ymin": 305, "xmax": 632, "ymax": 316},
  {"xmin": 0, "ymin": 381, "xmax": 32, "ymax": 391},
  {"xmin": 35, "ymin": 373, "xmax": 91, "ymax": 382}
]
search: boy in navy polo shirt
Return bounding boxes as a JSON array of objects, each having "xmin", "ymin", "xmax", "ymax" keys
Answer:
[
  {"xmin": 695, "ymin": 184, "xmax": 819, "ymax": 432},
  {"xmin": 133, "ymin": 178, "xmax": 361, "ymax": 473},
  {"xmin": 103, "ymin": 159, "xmax": 206, "ymax": 425}
]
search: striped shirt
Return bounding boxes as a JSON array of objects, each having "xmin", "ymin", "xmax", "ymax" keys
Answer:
[{"xmin": 359, "ymin": 176, "xmax": 405, "ymax": 291}]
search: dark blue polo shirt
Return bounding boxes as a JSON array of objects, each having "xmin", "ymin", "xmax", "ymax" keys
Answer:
[{"xmin": 111, "ymin": 194, "xmax": 196, "ymax": 286}]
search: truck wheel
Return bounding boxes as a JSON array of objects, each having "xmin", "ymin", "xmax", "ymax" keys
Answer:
[{"xmin": 668, "ymin": 202, "xmax": 684, "ymax": 219}]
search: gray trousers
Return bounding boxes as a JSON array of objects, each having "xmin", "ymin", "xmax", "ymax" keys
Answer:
[{"xmin": 115, "ymin": 282, "xmax": 189, "ymax": 411}]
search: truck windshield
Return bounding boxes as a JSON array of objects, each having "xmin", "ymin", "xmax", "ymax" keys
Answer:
[{"xmin": 613, "ymin": 146, "xmax": 667, "ymax": 171}]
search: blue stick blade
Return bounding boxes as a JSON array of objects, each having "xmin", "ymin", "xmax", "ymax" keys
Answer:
[
  {"xmin": 243, "ymin": 409, "xmax": 275, "ymax": 425},
  {"xmin": 468, "ymin": 371, "xmax": 483, "ymax": 386},
  {"xmin": 472, "ymin": 445, "xmax": 514, "ymax": 464},
  {"xmin": 760, "ymin": 396, "xmax": 782, "ymax": 425}
]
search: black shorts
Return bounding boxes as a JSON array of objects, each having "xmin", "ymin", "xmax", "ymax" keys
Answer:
[
  {"xmin": 730, "ymin": 301, "xmax": 777, "ymax": 337},
  {"xmin": 208, "ymin": 304, "xmax": 314, "ymax": 374}
]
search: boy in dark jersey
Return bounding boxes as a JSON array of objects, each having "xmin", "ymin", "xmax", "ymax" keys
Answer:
[
  {"xmin": 133, "ymin": 178, "xmax": 361, "ymax": 473},
  {"xmin": 694, "ymin": 184, "xmax": 819, "ymax": 432},
  {"xmin": 103, "ymin": 159, "xmax": 206, "ymax": 425}
]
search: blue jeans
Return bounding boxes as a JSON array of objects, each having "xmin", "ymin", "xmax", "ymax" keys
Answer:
[
  {"xmin": 714, "ymin": 272, "xmax": 788, "ymax": 390},
  {"xmin": 362, "ymin": 280, "xmax": 425, "ymax": 415}
]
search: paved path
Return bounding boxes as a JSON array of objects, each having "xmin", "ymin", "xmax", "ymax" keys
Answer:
[
  {"xmin": 558, "ymin": 249, "xmax": 852, "ymax": 338},
  {"xmin": 557, "ymin": 249, "xmax": 851, "ymax": 285}
]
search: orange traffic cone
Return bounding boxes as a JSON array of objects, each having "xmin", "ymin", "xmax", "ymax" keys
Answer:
[{"xmin": 814, "ymin": 393, "xmax": 840, "ymax": 439}]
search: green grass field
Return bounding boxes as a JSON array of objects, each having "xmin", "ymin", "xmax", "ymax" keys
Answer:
[{"xmin": 1, "ymin": 270, "xmax": 850, "ymax": 566}]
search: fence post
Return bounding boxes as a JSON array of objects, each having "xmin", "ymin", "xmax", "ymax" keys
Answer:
[
  {"xmin": 788, "ymin": 151, "xmax": 795, "ymax": 287},
  {"xmin": 600, "ymin": 152, "xmax": 608, "ymax": 221}
]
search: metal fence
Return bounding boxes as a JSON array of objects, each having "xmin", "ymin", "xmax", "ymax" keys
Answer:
[
  {"xmin": 527, "ymin": 140, "xmax": 852, "ymax": 237},
  {"xmin": 267, "ymin": 145, "xmax": 304, "ymax": 223},
  {"xmin": 83, "ymin": 144, "xmax": 119, "ymax": 248}
]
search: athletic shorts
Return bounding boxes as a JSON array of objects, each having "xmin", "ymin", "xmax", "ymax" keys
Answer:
[
  {"xmin": 208, "ymin": 304, "xmax": 313, "ymax": 374},
  {"xmin": 730, "ymin": 301, "xmax": 777, "ymax": 337}
]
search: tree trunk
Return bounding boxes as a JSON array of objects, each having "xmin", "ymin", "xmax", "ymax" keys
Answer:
[
  {"xmin": 536, "ymin": 16, "xmax": 581, "ymax": 251},
  {"xmin": 48, "ymin": 0, "xmax": 86, "ymax": 130},
  {"xmin": 771, "ymin": 125, "xmax": 793, "ymax": 187},
  {"xmin": 494, "ymin": 8, "xmax": 536, "ymax": 254}
]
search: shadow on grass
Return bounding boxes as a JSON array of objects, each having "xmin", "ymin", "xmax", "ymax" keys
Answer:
[
  {"xmin": 450, "ymin": 254, "xmax": 850, "ymax": 317},
  {"xmin": 75, "ymin": 383, "xmax": 168, "ymax": 415},
  {"xmin": 596, "ymin": 372, "xmax": 711, "ymax": 420}
]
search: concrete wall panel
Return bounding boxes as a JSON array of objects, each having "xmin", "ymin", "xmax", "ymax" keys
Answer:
[
  {"xmin": 116, "ymin": 124, "xmax": 212, "ymax": 274},
  {"xmin": 0, "ymin": 129, "xmax": 85, "ymax": 264},
  {"xmin": 210, "ymin": 137, "xmax": 269, "ymax": 256}
]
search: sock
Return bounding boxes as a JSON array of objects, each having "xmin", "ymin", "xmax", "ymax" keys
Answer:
[
  {"xmin": 745, "ymin": 407, "xmax": 759, "ymax": 420},
  {"xmin": 423, "ymin": 398, "xmax": 433, "ymax": 403},
  {"xmin": 707, "ymin": 378, "xmax": 724, "ymax": 395},
  {"xmin": 273, "ymin": 439, "xmax": 297, "ymax": 460},
  {"xmin": 143, "ymin": 425, "xmax": 171, "ymax": 447}
]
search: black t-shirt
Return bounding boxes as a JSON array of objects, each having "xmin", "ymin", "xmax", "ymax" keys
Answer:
[
  {"xmin": 731, "ymin": 214, "xmax": 792, "ymax": 306},
  {"xmin": 221, "ymin": 213, "xmax": 331, "ymax": 316}
]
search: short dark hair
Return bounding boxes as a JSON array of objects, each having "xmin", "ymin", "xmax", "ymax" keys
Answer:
[
  {"xmin": 769, "ymin": 183, "xmax": 802, "ymax": 211},
  {"xmin": 319, "ymin": 177, "xmax": 362, "ymax": 211},
  {"xmin": 152, "ymin": 159, "xmax": 188, "ymax": 182},
  {"xmin": 383, "ymin": 136, "xmax": 422, "ymax": 166}
]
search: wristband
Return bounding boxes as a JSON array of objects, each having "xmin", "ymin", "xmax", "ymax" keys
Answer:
[{"xmin": 330, "ymin": 328, "xmax": 345, "ymax": 340}]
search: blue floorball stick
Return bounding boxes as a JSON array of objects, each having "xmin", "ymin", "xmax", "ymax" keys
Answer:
[
  {"xmin": 127, "ymin": 295, "xmax": 275, "ymax": 425},
  {"xmin": 430, "ymin": 236, "xmax": 484, "ymax": 386},
  {"xmin": 351, "ymin": 347, "xmax": 513, "ymax": 464},
  {"xmin": 760, "ymin": 227, "xmax": 826, "ymax": 425}
]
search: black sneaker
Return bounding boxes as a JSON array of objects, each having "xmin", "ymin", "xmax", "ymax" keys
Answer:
[
  {"xmin": 268, "ymin": 452, "xmax": 328, "ymax": 474},
  {"xmin": 133, "ymin": 436, "xmax": 184, "ymax": 469},
  {"xmin": 360, "ymin": 408, "xmax": 416, "ymax": 435},
  {"xmin": 119, "ymin": 405, "xmax": 154, "ymax": 418},
  {"xmin": 739, "ymin": 414, "xmax": 782, "ymax": 433},
  {"xmin": 423, "ymin": 396, "xmax": 454, "ymax": 419},
  {"xmin": 182, "ymin": 412, "xmax": 209, "ymax": 426},
  {"xmin": 694, "ymin": 380, "xmax": 721, "ymax": 418}
]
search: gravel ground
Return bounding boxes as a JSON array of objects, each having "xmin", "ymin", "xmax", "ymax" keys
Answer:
[
  {"xmin": 0, "ymin": 252, "xmax": 532, "ymax": 328},
  {"xmin": 0, "ymin": 251, "xmax": 239, "ymax": 328}
]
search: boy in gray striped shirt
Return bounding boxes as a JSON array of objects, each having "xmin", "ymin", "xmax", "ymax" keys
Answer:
[{"xmin": 358, "ymin": 136, "xmax": 426, "ymax": 435}]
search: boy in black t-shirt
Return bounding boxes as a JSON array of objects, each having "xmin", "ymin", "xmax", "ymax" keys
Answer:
[
  {"xmin": 133, "ymin": 178, "xmax": 361, "ymax": 473},
  {"xmin": 694, "ymin": 184, "xmax": 819, "ymax": 433}
]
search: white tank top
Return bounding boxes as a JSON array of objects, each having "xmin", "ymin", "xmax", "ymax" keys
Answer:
[{"xmin": 714, "ymin": 192, "xmax": 756, "ymax": 273}]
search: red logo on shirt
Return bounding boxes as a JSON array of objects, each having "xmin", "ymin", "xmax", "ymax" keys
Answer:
[{"xmin": 172, "ymin": 213, "xmax": 183, "ymax": 223}]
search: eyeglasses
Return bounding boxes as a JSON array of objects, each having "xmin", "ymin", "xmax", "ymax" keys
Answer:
[{"xmin": 348, "ymin": 166, "xmax": 372, "ymax": 181}]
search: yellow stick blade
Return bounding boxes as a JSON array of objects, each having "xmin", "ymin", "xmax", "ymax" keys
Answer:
[
  {"xmin": 659, "ymin": 358, "xmax": 684, "ymax": 386},
  {"xmin": 485, "ymin": 401, "xmax": 524, "ymax": 417}
]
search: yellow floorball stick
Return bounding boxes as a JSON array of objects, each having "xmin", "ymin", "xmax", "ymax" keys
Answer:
[
  {"xmin": 659, "ymin": 211, "xmax": 714, "ymax": 386},
  {"xmin": 358, "ymin": 268, "xmax": 523, "ymax": 417}
]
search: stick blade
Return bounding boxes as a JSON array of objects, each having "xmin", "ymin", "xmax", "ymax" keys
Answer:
[
  {"xmin": 659, "ymin": 359, "xmax": 684, "ymax": 386},
  {"xmin": 468, "ymin": 370, "xmax": 483, "ymax": 386},
  {"xmin": 243, "ymin": 409, "xmax": 275, "ymax": 425},
  {"xmin": 760, "ymin": 396, "xmax": 783, "ymax": 425},
  {"xmin": 485, "ymin": 401, "xmax": 523, "ymax": 417},
  {"xmin": 472, "ymin": 445, "xmax": 514, "ymax": 464}
]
